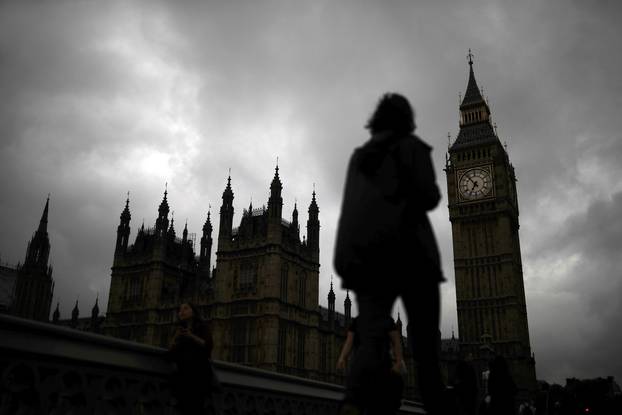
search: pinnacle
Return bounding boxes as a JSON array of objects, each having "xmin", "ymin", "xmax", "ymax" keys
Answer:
[{"xmin": 38, "ymin": 196, "xmax": 50, "ymax": 233}]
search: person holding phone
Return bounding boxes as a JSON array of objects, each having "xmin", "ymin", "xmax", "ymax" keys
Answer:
[{"xmin": 168, "ymin": 302, "xmax": 217, "ymax": 414}]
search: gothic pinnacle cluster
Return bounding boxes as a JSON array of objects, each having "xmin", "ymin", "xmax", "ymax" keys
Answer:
[{"xmin": 216, "ymin": 165, "xmax": 320, "ymax": 260}]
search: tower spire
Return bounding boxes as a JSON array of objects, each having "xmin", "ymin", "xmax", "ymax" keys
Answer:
[
  {"xmin": 268, "ymin": 163, "xmax": 283, "ymax": 220},
  {"xmin": 38, "ymin": 194, "xmax": 50, "ymax": 233},
  {"xmin": 24, "ymin": 195, "xmax": 52, "ymax": 269},
  {"xmin": 461, "ymin": 49, "xmax": 485, "ymax": 107},
  {"xmin": 451, "ymin": 50, "xmax": 497, "ymax": 150},
  {"xmin": 155, "ymin": 185, "xmax": 170, "ymax": 235},
  {"xmin": 344, "ymin": 289, "xmax": 352, "ymax": 322},
  {"xmin": 307, "ymin": 185, "xmax": 320, "ymax": 257},
  {"xmin": 218, "ymin": 173, "xmax": 235, "ymax": 248}
]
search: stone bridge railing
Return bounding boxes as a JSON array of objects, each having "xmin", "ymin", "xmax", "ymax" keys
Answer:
[{"xmin": 0, "ymin": 314, "xmax": 425, "ymax": 414}]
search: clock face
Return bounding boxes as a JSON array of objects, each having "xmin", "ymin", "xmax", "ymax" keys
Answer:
[{"xmin": 458, "ymin": 167, "xmax": 493, "ymax": 200}]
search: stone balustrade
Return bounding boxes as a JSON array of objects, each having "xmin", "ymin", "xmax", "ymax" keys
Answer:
[{"xmin": 0, "ymin": 314, "xmax": 425, "ymax": 414}]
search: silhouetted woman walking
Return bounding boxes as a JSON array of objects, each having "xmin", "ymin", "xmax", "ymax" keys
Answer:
[
  {"xmin": 487, "ymin": 356, "xmax": 516, "ymax": 415},
  {"xmin": 335, "ymin": 93, "xmax": 446, "ymax": 415},
  {"xmin": 169, "ymin": 302, "xmax": 217, "ymax": 414}
]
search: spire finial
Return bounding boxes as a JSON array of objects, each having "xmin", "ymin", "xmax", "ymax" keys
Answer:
[
  {"xmin": 467, "ymin": 48, "xmax": 474, "ymax": 66},
  {"xmin": 165, "ymin": 182, "xmax": 168, "ymax": 196},
  {"xmin": 39, "ymin": 195, "xmax": 50, "ymax": 232}
]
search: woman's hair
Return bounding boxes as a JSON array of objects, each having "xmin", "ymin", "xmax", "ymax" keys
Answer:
[
  {"xmin": 366, "ymin": 93, "xmax": 416, "ymax": 135},
  {"xmin": 180, "ymin": 302, "xmax": 204, "ymax": 325}
]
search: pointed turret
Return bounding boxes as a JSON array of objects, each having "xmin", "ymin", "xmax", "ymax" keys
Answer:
[
  {"xmin": 155, "ymin": 186, "xmax": 170, "ymax": 236},
  {"xmin": 396, "ymin": 310, "xmax": 403, "ymax": 336},
  {"xmin": 328, "ymin": 276, "xmax": 336, "ymax": 328},
  {"xmin": 52, "ymin": 302, "xmax": 60, "ymax": 323},
  {"xmin": 91, "ymin": 295, "xmax": 99, "ymax": 320},
  {"xmin": 182, "ymin": 220, "xmax": 188, "ymax": 243},
  {"xmin": 328, "ymin": 277, "xmax": 335, "ymax": 312},
  {"xmin": 306, "ymin": 187, "xmax": 320, "ymax": 259},
  {"xmin": 267, "ymin": 164, "xmax": 283, "ymax": 220},
  {"xmin": 115, "ymin": 194, "xmax": 131, "ymax": 257},
  {"xmin": 218, "ymin": 174, "xmax": 235, "ymax": 248},
  {"xmin": 344, "ymin": 290, "xmax": 351, "ymax": 323},
  {"xmin": 291, "ymin": 201, "xmax": 299, "ymax": 237},
  {"xmin": 168, "ymin": 214, "xmax": 176, "ymax": 238},
  {"xmin": 200, "ymin": 209, "xmax": 213, "ymax": 277},
  {"xmin": 71, "ymin": 299, "xmax": 79, "ymax": 327}
]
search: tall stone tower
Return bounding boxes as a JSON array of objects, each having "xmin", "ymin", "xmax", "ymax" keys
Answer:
[
  {"xmin": 210, "ymin": 167, "xmax": 321, "ymax": 378},
  {"xmin": 104, "ymin": 190, "xmax": 205, "ymax": 346},
  {"xmin": 12, "ymin": 196, "xmax": 54, "ymax": 321},
  {"xmin": 445, "ymin": 52, "xmax": 536, "ymax": 399}
]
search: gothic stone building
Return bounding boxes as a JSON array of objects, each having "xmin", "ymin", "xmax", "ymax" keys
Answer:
[
  {"xmin": 444, "ymin": 53, "xmax": 537, "ymax": 400},
  {"xmin": 9, "ymin": 197, "xmax": 54, "ymax": 322},
  {"xmin": 104, "ymin": 168, "xmax": 353, "ymax": 383}
]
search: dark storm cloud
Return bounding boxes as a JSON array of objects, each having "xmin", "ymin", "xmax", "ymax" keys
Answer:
[
  {"xmin": 1, "ymin": 0, "xmax": 622, "ymax": 384},
  {"xmin": 526, "ymin": 190, "xmax": 622, "ymax": 382}
]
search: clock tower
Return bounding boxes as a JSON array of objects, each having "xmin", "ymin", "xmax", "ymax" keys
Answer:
[{"xmin": 445, "ymin": 52, "xmax": 536, "ymax": 399}]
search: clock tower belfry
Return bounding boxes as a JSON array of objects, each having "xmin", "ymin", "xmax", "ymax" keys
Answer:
[{"xmin": 445, "ymin": 51, "xmax": 536, "ymax": 399}]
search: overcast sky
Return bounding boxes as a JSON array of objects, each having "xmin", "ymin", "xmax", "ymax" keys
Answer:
[{"xmin": 1, "ymin": 0, "xmax": 621, "ymax": 385}]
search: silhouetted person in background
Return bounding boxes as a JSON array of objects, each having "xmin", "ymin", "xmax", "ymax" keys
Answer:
[
  {"xmin": 486, "ymin": 356, "xmax": 516, "ymax": 415},
  {"xmin": 168, "ymin": 302, "xmax": 218, "ymax": 414},
  {"xmin": 453, "ymin": 359, "xmax": 479, "ymax": 415},
  {"xmin": 335, "ymin": 93, "xmax": 446, "ymax": 415}
]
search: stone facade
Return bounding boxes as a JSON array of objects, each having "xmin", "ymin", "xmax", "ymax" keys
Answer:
[
  {"xmin": 444, "ymin": 54, "xmax": 537, "ymax": 399},
  {"xmin": 103, "ymin": 169, "xmax": 353, "ymax": 384}
]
